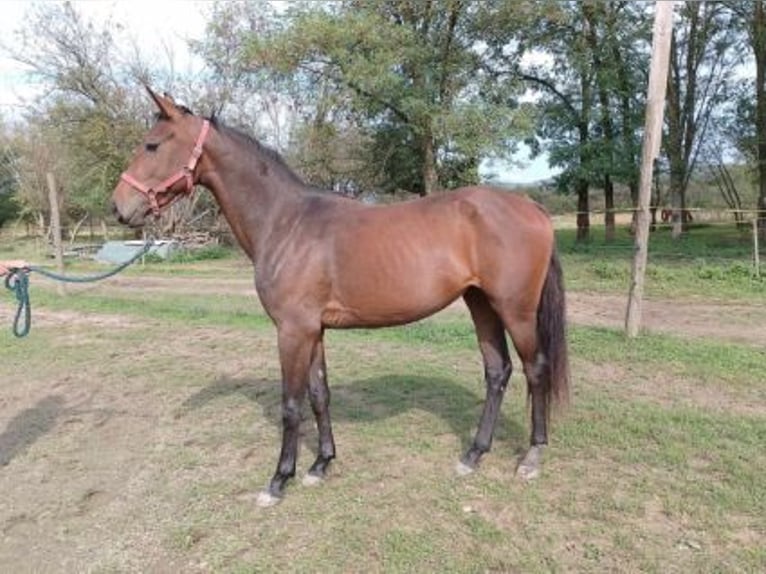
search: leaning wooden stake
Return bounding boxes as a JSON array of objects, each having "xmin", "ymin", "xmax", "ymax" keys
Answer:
[
  {"xmin": 46, "ymin": 172, "xmax": 66, "ymax": 296},
  {"xmin": 625, "ymin": 1, "xmax": 675, "ymax": 337}
]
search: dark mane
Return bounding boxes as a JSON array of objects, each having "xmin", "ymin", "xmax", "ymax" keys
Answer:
[{"xmin": 208, "ymin": 116, "xmax": 305, "ymax": 186}]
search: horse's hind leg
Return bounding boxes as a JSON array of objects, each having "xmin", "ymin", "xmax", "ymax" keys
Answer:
[
  {"xmin": 457, "ymin": 288, "xmax": 512, "ymax": 475},
  {"xmin": 303, "ymin": 337, "xmax": 336, "ymax": 486},
  {"xmin": 499, "ymin": 307, "xmax": 548, "ymax": 481}
]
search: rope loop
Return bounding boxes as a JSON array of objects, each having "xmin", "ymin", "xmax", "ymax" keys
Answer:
[{"xmin": 4, "ymin": 269, "xmax": 31, "ymax": 338}]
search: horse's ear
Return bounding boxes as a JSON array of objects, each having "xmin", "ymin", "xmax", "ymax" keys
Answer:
[{"xmin": 145, "ymin": 85, "xmax": 179, "ymax": 120}]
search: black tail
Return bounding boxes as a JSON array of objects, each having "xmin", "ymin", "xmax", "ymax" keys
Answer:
[{"xmin": 536, "ymin": 247, "xmax": 570, "ymax": 406}]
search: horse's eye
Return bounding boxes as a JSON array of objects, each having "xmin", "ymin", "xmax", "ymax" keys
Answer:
[{"xmin": 145, "ymin": 142, "xmax": 160, "ymax": 152}]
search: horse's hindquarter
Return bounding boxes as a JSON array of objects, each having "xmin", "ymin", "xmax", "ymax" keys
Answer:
[{"xmin": 323, "ymin": 187, "xmax": 553, "ymax": 328}]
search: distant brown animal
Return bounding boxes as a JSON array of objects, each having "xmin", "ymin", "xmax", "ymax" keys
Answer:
[{"xmin": 661, "ymin": 208, "xmax": 694, "ymax": 223}]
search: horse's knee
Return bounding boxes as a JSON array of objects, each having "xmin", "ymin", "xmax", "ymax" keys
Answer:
[
  {"xmin": 282, "ymin": 396, "xmax": 302, "ymax": 428},
  {"xmin": 485, "ymin": 361, "xmax": 512, "ymax": 392}
]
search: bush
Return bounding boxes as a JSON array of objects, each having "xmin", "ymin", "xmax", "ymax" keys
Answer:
[
  {"xmin": 0, "ymin": 192, "xmax": 19, "ymax": 228},
  {"xmin": 166, "ymin": 244, "xmax": 232, "ymax": 263}
]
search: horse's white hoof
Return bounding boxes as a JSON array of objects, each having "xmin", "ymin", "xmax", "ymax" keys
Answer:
[
  {"xmin": 516, "ymin": 446, "xmax": 544, "ymax": 482},
  {"xmin": 455, "ymin": 461, "xmax": 475, "ymax": 477},
  {"xmin": 516, "ymin": 463, "xmax": 540, "ymax": 481},
  {"xmin": 255, "ymin": 491, "xmax": 281, "ymax": 508},
  {"xmin": 302, "ymin": 473, "xmax": 323, "ymax": 487}
]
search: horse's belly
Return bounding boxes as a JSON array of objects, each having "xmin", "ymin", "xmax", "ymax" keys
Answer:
[
  {"xmin": 320, "ymin": 296, "xmax": 459, "ymax": 328},
  {"xmin": 323, "ymin": 259, "xmax": 472, "ymax": 328}
]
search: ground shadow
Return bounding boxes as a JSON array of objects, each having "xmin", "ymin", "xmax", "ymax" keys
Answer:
[
  {"xmin": 180, "ymin": 374, "xmax": 527, "ymax": 456},
  {"xmin": 0, "ymin": 395, "xmax": 65, "ymax": 467}
]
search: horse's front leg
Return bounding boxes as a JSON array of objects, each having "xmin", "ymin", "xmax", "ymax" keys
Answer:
[
  {"xmin": 257, "ymin": 323, "xmax": 319, "ymax": 507},
  {"xmin": 303, "ymin": 336, "xmax": 336, "ymax": 486}
]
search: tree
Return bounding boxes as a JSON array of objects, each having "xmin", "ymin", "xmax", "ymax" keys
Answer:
[
  {"xmin": 582, "ymin": 1, "xmax": 651, "ymax": 241},
  {"xmin": 484, "ymin": 0, "xmax": 598, "ymax": 241},
  {"xmin": 4, "ymin": 118, "xmax": 61, "ymax": 238},
  {"xmin": 1, "ymin": 2, "xmax": 229, "ymax": 239},
  {"xmin": 664, "ymin": 1, "xmax": 740, "ymax": 238},
  {"xmin": 0, "ymin": 120, "xmax": 20, "ymax": 228},
  {"xmin": 0, "ymin": 2, "xmax": 148, "ymax": 237},
  {"xmin": 482, "ymin": 1, "xmax": 652, "ymax": 243},
  {"xmin": 725, "ymin": 0, "xmax": 766, "ymax": 238},
  {"xmin": 241, "ymin": 0, "xmax": 525, "ymax": 196},
  {"xmin": 191, "ymin": 0, "xmax": 296, "ymax": 146}
]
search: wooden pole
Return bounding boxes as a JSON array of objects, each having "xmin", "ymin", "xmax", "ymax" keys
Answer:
[
  {"xmin": 755, "ymin": 217, "xmax": 761, "ymax": 278},
  {"xmin": 625, "ymin": 1, "xmax": 675, "ymax": 337},
  {"xmin": 46, "ymin": 172, "xmax": 66, "ymax": 296}
]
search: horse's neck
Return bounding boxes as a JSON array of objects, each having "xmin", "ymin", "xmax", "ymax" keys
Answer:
[{"xmin": 200, "ymin": 131, "xmax": 304, "ymax": 261}]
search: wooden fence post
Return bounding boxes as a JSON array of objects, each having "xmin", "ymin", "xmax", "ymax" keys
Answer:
[
  {"xmin": 755, "ymin": 217, "xmax": 761, "ymax": 278},
  {"xmin": 46, "ymin": 173, "xmax": 66, "ymax": 296},
  {"xmin": 625, "ymin": 1, "xmax": 675, "ymax": 337}
]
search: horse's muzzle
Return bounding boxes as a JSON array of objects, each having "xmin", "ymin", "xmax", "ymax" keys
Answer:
[{"xmin": 112, "ymin": 201, "xmax": 145, "ymax": 229}]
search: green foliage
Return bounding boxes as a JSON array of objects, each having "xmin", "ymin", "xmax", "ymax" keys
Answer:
[
  {"xmin": 664, "ymin": 1, "xmax": 742, "ymax": 229},
  {"xmin": 502, "ymin": 2, "xmax": 648, "ymax": 193},
  {"xmin": 166, "ymin": 245, "xmax": 232, "ymax": 263},
  {"xmin": 238, "ymin": 0, "xmax": 529, "ymax": 194},
  {"xmin": 0, "ymin": 192, "xmax": 19, "ymax": 228},
  {"xmin": 126, "ymin": 245, "xmax": 234, "ymax": 266},
  {"xmin": 43, "ymin": 97, "xmax": 145, "ymax": 221},
  {"xmin": 2, "ymin": 2, "xmax": 149, "ymax": 231},
  {"xmin": 0, "ymin": 139, "xmax": 19, "ymax": 227}
]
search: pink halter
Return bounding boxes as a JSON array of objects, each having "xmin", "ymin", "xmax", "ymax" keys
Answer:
[{"xmin": 120, "ymin": 119, "xmax": 210, "ymax": 215}]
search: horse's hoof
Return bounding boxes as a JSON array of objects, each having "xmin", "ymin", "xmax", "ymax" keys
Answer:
[
  {"xmin": 302, "ymin": 473, "xmax": 323, "ymax": 487},
  {"xmin": 516, "ymin": 446, "xmax": 543, "ymax": 482},
  {"xmin": 255, "ymin": 490, "xmax": 282, "ymax": 508},
  {"xmin": 516, "ymin": 462, "xmax": 540, "ymax": 481},
  {"xmin": 455, "ymin": 461, "xmax": 475, "ymax": 477}
]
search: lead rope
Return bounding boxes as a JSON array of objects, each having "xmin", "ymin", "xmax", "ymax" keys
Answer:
[{"xmin": 3, "ymin": 240, "xmax": 154, "ymax": 338}]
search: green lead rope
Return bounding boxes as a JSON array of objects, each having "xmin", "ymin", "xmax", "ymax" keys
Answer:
[
  {"xmin": 5, "ymin": 270, "xmax": 31, "ymax": 338},
  {"xmin": 3, "ymin": 241, "xmax": 153, "ymax": 338}
]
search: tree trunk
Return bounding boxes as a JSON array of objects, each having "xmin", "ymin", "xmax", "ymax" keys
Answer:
[
  {"xmin": 576, "ymin": 177, "xmax": 590, "ymax": 242},
  {"xmin": 420, "ymin": 126, "xmax": 438, "ymax": 196},
  {"xmin": 666, "ymin": 30, "xmax": 685, "ymax": 239},
  {"xmin": 36, "ymin": 211, "xmax": 45, "ymax": 240},
  {"xmin": 583, "ymin": 3, "xmax": 617, "ymax": 242},
  {"xmin": 577, "ymin": 71, "xmax": 592, "ymax": 242},
  {"xmin": 650, "ymin": 159, "xmax": 661, "ymax": 232},
  {"xmin": 670, "ymin": 166, "xmax": 685, "ymax": 239},
  {"xmin": 604, "ymin": 175, "xmax": 615, "ymax": 241},
  {"xmin": 47, "ymin": 173, "xmax": 65, "ymax": 295}
]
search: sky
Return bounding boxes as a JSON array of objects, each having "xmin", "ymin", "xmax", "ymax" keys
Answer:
[
  {"xmin": 0, "ymin": 0, "xmax": 209, "ymax": 111},
  {"xmin": 0, "ymin": 0, "xmax": 554, "ymax": 185}
]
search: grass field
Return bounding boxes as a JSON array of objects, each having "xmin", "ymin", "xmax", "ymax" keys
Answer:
[{"xmin": 0, "ymin": 224, "xmax": 764, "ymax": 572}]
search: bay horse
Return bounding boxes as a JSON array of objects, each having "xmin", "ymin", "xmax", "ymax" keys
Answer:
[{"xmin": 112, "ymin": 88, "xmax": 570, "ymax": 507}]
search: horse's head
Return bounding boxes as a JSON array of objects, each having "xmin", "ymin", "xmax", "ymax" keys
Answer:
[{"xmin": 111, "ymin": 87, "xmax": 210, "ymax": 228}]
